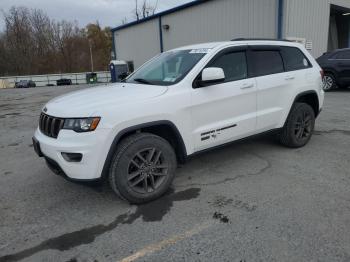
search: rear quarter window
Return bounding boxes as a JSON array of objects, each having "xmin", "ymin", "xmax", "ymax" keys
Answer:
[{"xmin": 280, "ymin": 46, "xmax": 312, "ymax": 71}]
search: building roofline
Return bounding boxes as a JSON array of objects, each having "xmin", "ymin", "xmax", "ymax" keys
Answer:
[{"xmin": 111, "ymin": 0, "xmax": 212, "ymax": 32}]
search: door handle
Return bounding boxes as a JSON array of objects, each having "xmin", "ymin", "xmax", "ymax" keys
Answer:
[
  {"xmin": 285, "ymin": 75, "xmax": 295, "ymax": 80},
  {"xmin": 240, "ymin": 83, "xmax": 254, "ymax": 89}
]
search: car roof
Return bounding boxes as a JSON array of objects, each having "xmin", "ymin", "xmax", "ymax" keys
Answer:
[
  {"xmin": 172, "ymin": 42, "xmax": 227, "ymax": 51},
  {"xmin": 321, "ymin": 48, "xmax": 350, "ymax": 57},
  {"xmin": 171, "ymin": 40, "xmax": 303, "ymax": 52},
  {"xmin": 334, "ymin": 48, "xmax": 350, "ymax": 52}
]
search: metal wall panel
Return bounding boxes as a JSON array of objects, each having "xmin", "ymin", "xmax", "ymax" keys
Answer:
[
  {"xmin": 284, "ymin": 0, "xmax": 350, "ymax": 58},
  {"xmin": 162, "ymin": 0, "xmax": 278, "ymax": 51},
  {"xmin": 114, "ymin": 18, "xmax": 160, "ymax": 68},
  {"xmin": 113, "ymin": 0, "xmax": 350, "ymax": 66},
  {"xmin": 331, "ymin": 0, "xmax": 350, "ymax": 9},
  {"xmin": 113, "ymin": 0, "xmax": 277, "ymax": 68}
]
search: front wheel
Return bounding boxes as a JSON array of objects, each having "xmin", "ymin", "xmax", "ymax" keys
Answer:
[
  {"xmin": 279, "ymin": 103, "xmax": 315, "ymax": 148},
  {"xmin": 109, "ymin": 133, "xmax": 177, "ymax": 204}
]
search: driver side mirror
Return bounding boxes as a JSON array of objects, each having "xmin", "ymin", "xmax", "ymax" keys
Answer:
[{"xmin": 197, "ymin": 67, "xmax": 225, "ymax": 87}]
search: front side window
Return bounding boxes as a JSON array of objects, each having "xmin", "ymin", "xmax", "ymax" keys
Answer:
[
  {"xmin": 251, "ymin": 50, "xmax": 284, "ymax": 77},
  {"xmin": 280, "ymin": 47, "xmax": 311, "ymax": 71},
  {"xmin": 126, "ymin": 50, "xmax": 206, "ymax": 86},
  {"xmin": 207, "ymin": 51, "xmax": 247, "ymax": 82}
]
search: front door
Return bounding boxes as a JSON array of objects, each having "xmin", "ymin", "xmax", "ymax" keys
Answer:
[{"xmin": 190, "ymin": 48, "xmax": 257, "ymax": 151}]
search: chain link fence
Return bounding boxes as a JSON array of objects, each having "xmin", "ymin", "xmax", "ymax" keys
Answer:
[{"xmin": 0, "ymin": 71, "xmax": 111, "ymax": 88}]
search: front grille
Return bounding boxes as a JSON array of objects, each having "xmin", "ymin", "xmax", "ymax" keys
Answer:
[{"xmin": 39, "ymin": 113, "xmax": 64, "ymax": 138}]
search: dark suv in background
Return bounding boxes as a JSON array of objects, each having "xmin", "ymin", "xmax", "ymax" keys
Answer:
[
  {"xmin": 15, "ymin": 80, "xmax": 36, "ymax": 88},
  {"xmin": 56, "ymin": 78, "xmax": 73, "ymax": 86},
  {"xmin": 317, "ymin": 48, "xmax": 350, "ymax": 91}
]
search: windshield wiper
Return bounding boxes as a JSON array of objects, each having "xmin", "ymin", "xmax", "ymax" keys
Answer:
[{"xmin": 133, "ymin": 78, "xmax": 153, "ymax": 85}]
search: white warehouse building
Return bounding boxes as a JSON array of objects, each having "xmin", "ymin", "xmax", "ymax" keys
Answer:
[{"xmin": 111, "ymin": 0, "xmax": 350, "ymax": 69}]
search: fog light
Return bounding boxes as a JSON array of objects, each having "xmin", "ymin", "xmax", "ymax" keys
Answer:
[{"xmin": 61, "ymin": 152, "xmax": 82, "ymax": 162}]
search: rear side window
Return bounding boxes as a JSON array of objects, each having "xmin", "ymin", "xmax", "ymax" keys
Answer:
[
  {"xmin": 208, "ymin": 51, "xmax": 247, "ymax": 82},
  {"xmin": 280, "ymin": 47, "xmax": 311, "ymax": 71},
  {"xmin": 250, "ymin": 51, "xmax": 284, "ymax": 77}
]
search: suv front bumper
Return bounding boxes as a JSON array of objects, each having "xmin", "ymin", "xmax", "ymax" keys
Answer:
[{"xmin": 33, "ymin": 127, "xmax": 111, "ymax": 180}]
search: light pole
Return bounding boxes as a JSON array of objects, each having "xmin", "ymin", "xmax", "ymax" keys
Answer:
[{"xmin": 88, "ymin": 39, "xmax": 94, "ymax": 72}]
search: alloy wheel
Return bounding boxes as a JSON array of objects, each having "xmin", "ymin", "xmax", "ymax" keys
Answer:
[
  {"xmin": 294, "ymin": 111, "xmax": 312, "ymax": 140},
  {"xmin": 127, "ymin": 147, "xmax": 168, "ymax": 194},
  {"xmin": 323, "ymin": 75, "xmax": 334, "ymax": 91}
]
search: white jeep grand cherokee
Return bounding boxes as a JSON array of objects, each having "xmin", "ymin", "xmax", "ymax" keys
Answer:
[{"xmin": 33, "ymin": 40, "xmax": 324, "ymax": 203}]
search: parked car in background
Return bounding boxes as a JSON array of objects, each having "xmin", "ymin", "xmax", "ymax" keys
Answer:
[
  {"xmin": 317, "ymin": 48, "xmax": 350, "ymax": 91},
  {"xmin": 15, "ymin": 80, "xmax": 36, "ymax": 88},
  {"xmin": 33, "ymin": 40, "xmax": 324, "ymax": 203},
  {"xmin": 56, "ymin": 78, "xmax": 72, "ymax": 86}
]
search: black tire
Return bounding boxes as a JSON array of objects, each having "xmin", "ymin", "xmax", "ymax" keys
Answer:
[
  {"xmin": 279, "ymin": 103, "xmax": 315, "ymax": 148},
  {"xmin": 323, "ymin": 73, "xmax": 336, "ymax": 91},
  {"xmin": 109, "ymin": 133, "xmax": 177, "ymax": 204}
]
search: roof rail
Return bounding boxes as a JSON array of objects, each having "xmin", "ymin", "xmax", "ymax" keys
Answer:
[{"xmin": 231, "ymin": 38, "xmax": 292, "ymax": 42}]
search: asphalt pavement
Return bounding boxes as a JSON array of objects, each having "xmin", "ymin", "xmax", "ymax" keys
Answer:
[{"xmin": 0, "ymin": 85, "xmax": 349, "ymax": 262}]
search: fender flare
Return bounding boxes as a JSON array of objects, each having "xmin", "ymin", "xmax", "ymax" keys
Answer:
[
  {"xmin": 100, "ymin": 120, "xmax": 187, "ymax": 178},
  {"xmin": 284, "ymin": 90, "xmax": 320, "ymax": 126}
]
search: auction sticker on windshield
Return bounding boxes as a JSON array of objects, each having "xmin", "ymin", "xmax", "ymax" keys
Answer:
[
  {"xmin": 189, "ymin": 48, "xmax": 211, "ymax": 54},
  {"xmin": 163, "ymin": 77, "xmax": 177, "ymax": 82}
]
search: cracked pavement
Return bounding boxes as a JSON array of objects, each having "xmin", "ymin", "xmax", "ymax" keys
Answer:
[{"xmin": 0, "ymin": 85, "xmax": 350, "ymax": 262}]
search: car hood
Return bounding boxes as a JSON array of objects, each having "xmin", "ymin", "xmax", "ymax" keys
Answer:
[{"xmin": 44, "ymin": 83, "xmax": 168, "ymax": 117}]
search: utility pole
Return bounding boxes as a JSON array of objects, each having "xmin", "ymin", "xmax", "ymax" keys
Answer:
[{"xmin": 88, "ymin": 40, "xmax": 94, "ymax": 72}]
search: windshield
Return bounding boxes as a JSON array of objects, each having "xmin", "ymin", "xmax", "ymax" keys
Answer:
[{"xmin": 126, "ymin": 50, "xmax": 207, "ymax": 86}]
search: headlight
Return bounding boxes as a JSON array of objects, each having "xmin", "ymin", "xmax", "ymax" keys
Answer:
[{"xmin": 63, "ymin": 117, "xmax": 100, "ymax": 132}]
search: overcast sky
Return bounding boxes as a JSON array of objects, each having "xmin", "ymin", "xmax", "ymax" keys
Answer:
[{"xmin": 0, "ymin": 0, "xmax": 193, "ymax": 30}]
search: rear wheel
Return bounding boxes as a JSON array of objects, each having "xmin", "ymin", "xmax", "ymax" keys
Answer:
[
  {"xmin": 279, "ymin": 103, "xmax": 315, "ymax": 148},
  {"xmin": 109, "ymin": 133, "xmax": 177, "ymax": 204},
  {"xmin": 323, "ymin": 73, "xmax": 336, "ymax": 91}
]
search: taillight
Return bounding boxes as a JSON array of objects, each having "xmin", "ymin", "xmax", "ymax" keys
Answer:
[{"xmin": 320, "ymin": 70, "xmax": 324, "ymax": 80}]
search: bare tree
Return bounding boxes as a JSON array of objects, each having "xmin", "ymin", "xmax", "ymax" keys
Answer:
[
  {"xmin": 29, "ymin": 9, "xmax": 53, "ymax": 73},
  {"xmin": 121, "ymin": 17, "xmax": 128, "ymax": 25},
  {"xmin": 3, "ymin": 7, "xmax": 35, "ymax": 75},
  {"xmin": 0, "ymin": 6, "xmax": 112, "ymax": 76},
  {"xmin": 135, "ymin": 0, "xmax": 139, "ymax": 21},
  {"xmin": 0, "ymin": 32, "xmax": 9, "ymax": 75},
  {"xmin": 51, "ymin": 20, "xmax": 82, "ymax": 72},
  {"xmin": 134, "ymin": 0, "xmax": 158, "ymax": 20}
]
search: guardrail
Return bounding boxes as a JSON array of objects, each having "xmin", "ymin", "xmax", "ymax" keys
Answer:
[{"xmin": 0, "ymin": 71, "xmax": 111, "ymax": 87}]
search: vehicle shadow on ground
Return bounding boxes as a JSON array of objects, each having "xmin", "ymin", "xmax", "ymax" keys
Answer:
[
  {"xmin": 74, "ymin": 133, "xmax": 279, "ymax": 196},
  {"xmin": 330, "ymin": 87, "xmax": 350, "ymax": 92}
]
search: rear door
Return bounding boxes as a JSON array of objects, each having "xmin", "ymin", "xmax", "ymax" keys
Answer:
[
  {"xmin": 333, "ymin": 50, "xmax": 350, "ymax": 85},
  {"xmin": 248, "ymin": 45, "xmax": 288, "ymax": 131},
  {"xmin": 191, "ymin": 46, "xmax": 257, "ymax": 151},
  {"xmin": 249, "ymin": 45, "xmax": 313, "ymax": 131}
]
